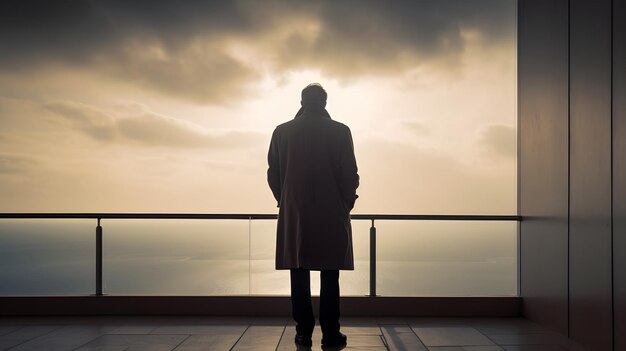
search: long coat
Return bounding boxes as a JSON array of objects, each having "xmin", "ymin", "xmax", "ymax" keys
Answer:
[{"xmin": 267, "ymin": 105, "xmax": 359, "ymax": 270}]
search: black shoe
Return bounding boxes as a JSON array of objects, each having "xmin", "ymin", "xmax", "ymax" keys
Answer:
[
  {"xmin": 295, "ymin": 333, "xmax": 313, "ymax": 347},
  {"xmin": 321, "ymin": 332, "xmax": 347, "ymax": 348}
]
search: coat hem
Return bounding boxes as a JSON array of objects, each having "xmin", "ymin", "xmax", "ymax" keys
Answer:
[{"xmin": 275, "ymin": 266, "xmax": 355, "ymax": 271}]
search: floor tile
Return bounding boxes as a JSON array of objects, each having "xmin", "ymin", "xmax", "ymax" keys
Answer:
[
  {"xmin": 0, "ymin": 340, "xmax": 25, "ymax": 350},
  {"xmin": 0, "ymin": 326, "xmax": 24, "ymax": 337},
  {"xmin": 7, "ymin": 325, "xmax": 118, "ymax": 351},
  {"xmin": 76, "ymin": 347, "xmax": 128, "ymax": 351},
  {"xmin": 428, "ymin": 347, "xmax": 504, "ymax": 351},
  {"xmin": 376, "ymin": 317, "xmax": 408, "ymax": 325},
  {"xmin": 76, "ymin": 334, "xmax": 188, "ymax": 351},
  {"xmin": 408, "ymin": 318, "xmax": 474, "ymax": 328},
  {"xmin": 488, "ymin": 333, "xmax": 570, "ymax": 346},
  {"xmin": 110, "ymin": 326, "xmax": 158, "ymax": 335},
  {"xmin": 342, "ymin": 318, "xmax": 379, "ymax": 325},
  {"xmin": 232, "ymin": 325, "xmax": 285, "ymax": 350},
  {"xmin": 502, "ymin": 346, "xmax": 569, "ymax": 351},
  {"xmin": 124, "ymin": 346, "xmax": 175, "ymax": 351},
  {"xmin": 469, "ymin": 319, "xmax": 547, "ymax": 335},
  {"xmin": 413, "ymin": 327, "xmax": 496, "ymax": 347},
  {"xmin": 341, "ymin": 326, "xmax": 381, "ymax": 335},
  {"xmin": 172, "ymin": 334, "xmax": 243, "ymax": 351},
  {"xmin": 151, "ymin": 325, "xmax": 248, "ymax": 335},
  {"xmin": 187, "ymin": 316, "xmax": 254, "ymax": 325},
  {"xmin": 251, "ymin": 317, "xmax": 289, "ymax": 326},
  {"xmin": 346, "ymin": 335, "xmax": 386, "ymax": 347},
  {"xmin": 0, "ymin": 325, "xmax": 64, "ymax": 350},
  {"xmin": 0, "ymin": 325, "xmax": 61, "ymax": 341},
  {"xmin": 381, "ymin": 325, "xmax": 428, "ymax": 351}
]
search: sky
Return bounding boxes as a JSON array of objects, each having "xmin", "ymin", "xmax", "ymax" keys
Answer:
[{"xmin": 0, "ymin": 0, "xmax": 517, "ymax": 214}]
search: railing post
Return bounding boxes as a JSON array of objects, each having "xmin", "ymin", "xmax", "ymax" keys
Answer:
[
  {"xmin": 95, "ymin": 218, "xmax": 103, "ymax": 296},
  {"xmin": 369, "ymin": 219, "xmax": 376, "ymax": 297}
]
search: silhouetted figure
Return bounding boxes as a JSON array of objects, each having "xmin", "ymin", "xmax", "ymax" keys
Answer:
[{"xmin": 267, "ymin": 83, "xmax": 359, "ymax": 349}]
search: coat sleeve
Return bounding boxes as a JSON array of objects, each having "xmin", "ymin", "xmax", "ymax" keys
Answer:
[
  {"xmin": 339, "ymin": 126, "xmax": 360, "ymax": 210},
  {"xmin": 267, "ymin": 128, "xmax": 281, "ymax": 207}
]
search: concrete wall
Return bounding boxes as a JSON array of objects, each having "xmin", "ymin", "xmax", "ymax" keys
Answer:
[{"xmin": 519, "ymin": 0, "xmax": 621, "ymax": 349}]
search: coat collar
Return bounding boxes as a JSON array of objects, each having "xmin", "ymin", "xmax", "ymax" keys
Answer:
[{"xmin": 294, "ymin": 105, "xmax": 332, "ymax": 119}]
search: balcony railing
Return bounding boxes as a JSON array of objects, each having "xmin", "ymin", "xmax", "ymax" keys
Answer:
[{"xmin": 0, "ymin": 213, "xmax": 521, "ymax": 298}]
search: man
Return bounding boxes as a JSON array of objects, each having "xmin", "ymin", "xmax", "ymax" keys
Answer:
[{"xmin": 267, "ymin": 83, "xmax": 359, "ymax": 348}]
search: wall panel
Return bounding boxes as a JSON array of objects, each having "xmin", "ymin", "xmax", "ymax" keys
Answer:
[
  {"xmin": 518, "ymin": 0, "xmax": 569, "ymax": 335},
  {"xmin": 568, "ymin": 0, "xmax": 613, "ymax": 349},
  {"xmin": 613, "ymin": 0, "xmax": 626, "ymax": 349}
]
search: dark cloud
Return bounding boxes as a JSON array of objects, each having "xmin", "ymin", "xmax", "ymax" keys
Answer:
[
  {"xmin": 265, "ymin": 0, "xmax": 515, "ymax": 76},
  {"xmin": 43, "ymin": 101, "xmax": 265, "ymax": 148},
  {"xmin": 0, "ymin": 1, "xmax": 248, "ymax": 65},
  {"xmin": 0, "ymin": 0, "xmax": 515, "ymax": 103},
  {"xmin": 96, "ymin": 41, "xmax": 259, "ymax": 104},
  {"xmin": 0, "ymin": 1, "xmax": 259, "ymax": 103}
]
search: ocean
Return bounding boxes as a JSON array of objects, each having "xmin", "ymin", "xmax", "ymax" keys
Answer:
[{"xmin": 0, "ymin": 219, "xmax": 517, "ymax": 296}]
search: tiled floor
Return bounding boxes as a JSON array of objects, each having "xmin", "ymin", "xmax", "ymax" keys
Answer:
[{"xmin": 0, "ymin": 316, "xmax": 586, "ymax": 351}]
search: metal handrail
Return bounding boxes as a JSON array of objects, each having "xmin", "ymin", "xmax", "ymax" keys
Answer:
[
  {"xmin": 0, "ymin": 213, "xmax": 521, "ymax": 221},
  {"xmin": 0, "ymin": 213, "xmax": 521, "ymax": 297}
]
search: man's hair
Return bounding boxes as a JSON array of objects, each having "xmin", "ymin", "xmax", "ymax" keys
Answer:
[{"xmin": 301, "ymin": 83, "xmax": 327, "ymax": 106}]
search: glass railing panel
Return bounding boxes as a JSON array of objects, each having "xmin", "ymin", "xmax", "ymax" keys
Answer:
[
  {"xmin": 376, "ymin": 220, "xmax": 517, "ymax": 296},
  {"xmin": 249, "ymin": 219, "xmax": 370, "ymax": 295},
  {"xmin": 0, "ymin": 219, "xmax": 94, "ymax": 295},
  {"xmin": 0, "ymin": 216, "xmax": 519, "ymax": 297},
  {"xmin": 103, "ymin": 219, "xmax": 249, "ymax": 295},
  {"xmin": 249, "ymin": 219, "xmax": 288, "ymax": 295},
  {"xmin": 339, "ymin": 219, "xmax": 370, "ymax": 295}
]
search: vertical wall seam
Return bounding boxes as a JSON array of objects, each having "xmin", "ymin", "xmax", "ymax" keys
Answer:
[
  {"xmin": 610, "ymin": 0, "xmax": 615, "ymax": 349},
  {"xmin": 567, "ymin": 0, "xmax": 572, "ymax": 339},
  {"xmin": 516, "ymin": 0, "xmax": 522, "ymax": 299}
]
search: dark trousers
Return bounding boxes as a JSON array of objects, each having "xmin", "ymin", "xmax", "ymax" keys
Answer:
[{"xmin": 290, "ymin": 268, "xmax": 340, "ymax": 337}]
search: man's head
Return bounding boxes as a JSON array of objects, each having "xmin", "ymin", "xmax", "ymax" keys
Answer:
[{"xmin": 301, "ymin": 83, "xmax": 327, "ymax": 107}]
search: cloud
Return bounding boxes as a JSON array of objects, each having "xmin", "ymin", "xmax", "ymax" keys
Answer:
[
  {"xmin": 0, "ymin": 154, "xmax": 38, "ymax": 175},
  {"xmin": 402, "ymin": 121, "xmax": 430, "ymax": 136},
  {"xmin": 0, "ymin": 1, "xmax": 262, "ymax": 103},
  {"xmin": 0, "ymin": 0, "xmax": 515, "ymax": 104},
  {"xmin": 44, "ymin": 101, "xmax": 118, "ymax": 141},
  {"xmin": 95, "ymin": 39, "xmax": 259, "ymax": 104},
  {"xmin": 356, "ymin": 136, "xmax": 516, "ymax": 214},
  {"xmin": 477, "ymin": 124, "xmax": 516, "ymax": 160},
  {"xmin": 259, "ymin": 0, "xmax": 515, "ymax": 77},
  {"xmin": 43, "ymin": 101, "xmax": 265, "ymax": 148}
]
